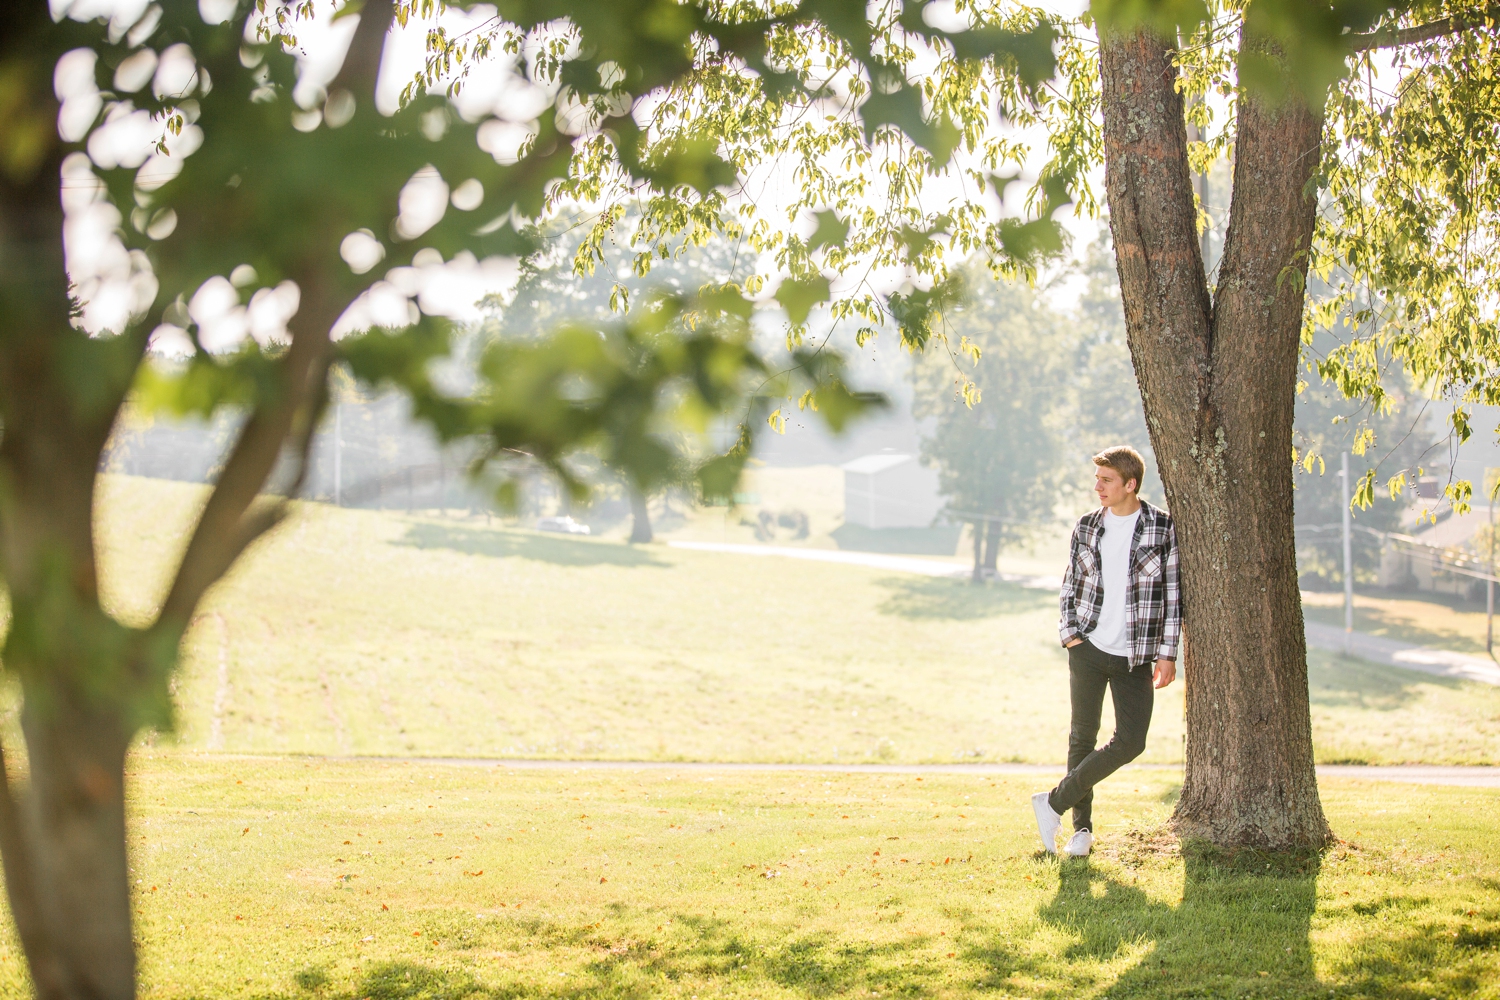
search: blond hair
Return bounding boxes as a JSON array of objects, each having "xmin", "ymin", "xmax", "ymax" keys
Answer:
[{"xmin": 1093, "ymin": 445, "xmax": 1144, "ymax": 495}]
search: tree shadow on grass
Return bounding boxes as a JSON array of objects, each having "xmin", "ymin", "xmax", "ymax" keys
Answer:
[
  {"xmin": 874, "ymin": 575, "xmax": 1054, "ymax": 621},
  {"xmin": 1307, "ymin": 647, "xmax": 1460, "ymax": 712},
  {"xmin": 613, "ymin": 912, "xmax": 938, "ymax": 998},
  {"xmin": 966, "ymin": 842, "xmax": 1325, "ymax": 997},
  {"xmin": 278, "ymin": 919, "xmax": 943, "ymax": 1000},
  {"xmin": 392, "ymin": 522, "xmax": 668, "ymax": 568}
]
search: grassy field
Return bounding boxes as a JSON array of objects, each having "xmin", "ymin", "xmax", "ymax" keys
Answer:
[
  {"xmin": 1, "ymin": 475, "xmax": 1487, "ymax": 999},
  {"xmin": 0, "ymin": 753, "xmax": 1493, "ymax": 999},
  {"xmin": 90, "ymin": 475, "xmax": 1500, "ymax": 766}
]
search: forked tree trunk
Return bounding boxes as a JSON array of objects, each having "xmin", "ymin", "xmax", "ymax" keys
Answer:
[
  {"xmin": 0, "ymin": 8, "xmax": 147, "ymax": 994},
  {"xmin": 0, "ymin": 5, "xmax": 385, "ymax": 992},
  {"xmin": 1099, "ymin": 29, "xmax": 1332, "ymax": 848}
]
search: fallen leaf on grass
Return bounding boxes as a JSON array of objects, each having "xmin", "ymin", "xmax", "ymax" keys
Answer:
[
  {"xmin": 241, "ymin": 827, "xmax": 249, "ymax": 836},
  {"xmin": 381, "ymin": 904, "xmax": 389, "ymax": 910},
  {"xmin": 464, "ymin": 871, "xmax": 484, "ymax": 877}
]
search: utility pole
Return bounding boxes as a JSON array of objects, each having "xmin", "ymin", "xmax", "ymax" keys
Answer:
[
  {"xmin": 333, "ymin": 400, "xmax": 343, "ymax": 507},
  {"xmin": 1183, "ymin": 95, "xmax": 1213, "ymax": 272},
  {"xmin": 1488, "ymin": 469, "xmax": 1497, "ymax": 656},
  {"xmin": 1342, "ymin": 451, "xmax": 1353, "ymax": 657}
]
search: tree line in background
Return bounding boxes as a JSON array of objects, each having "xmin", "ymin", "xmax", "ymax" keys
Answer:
[{"xmin": 914, "ymin": 235, "xmax": 1154, "ymax": 581}]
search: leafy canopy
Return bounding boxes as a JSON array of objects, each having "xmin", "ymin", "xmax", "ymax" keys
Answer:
[{"xmin": 53, "ymin": 0, "xmax": 1101, "ymax": 517}]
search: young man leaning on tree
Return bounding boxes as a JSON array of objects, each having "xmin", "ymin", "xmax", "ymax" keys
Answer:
[{"xmin": 1033, "ymin": 445, "xmax": 1180, "ymax": 857}]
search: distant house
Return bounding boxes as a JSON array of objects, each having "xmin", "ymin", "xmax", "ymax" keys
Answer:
[
  {"xmin": 1376, "ymin": 502, "xmax": 1497, "ymax": 596},
  {"xmin": 841, "ymin": 451, "xmax": 942, "ymax": 529}
]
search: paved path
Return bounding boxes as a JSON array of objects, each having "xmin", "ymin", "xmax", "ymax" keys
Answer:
[
  {"xmin": 667, "ymin": 540, "xmax": 1064, "ymax": 589},
  {"xmin": 667, "ymin": 541, "xmax": 974, "ymax": 578},
  {"xmin": 312, "ymin": 755, "xmax": 1500, "ymax": 787},
  {"xmin": 669, "ymin": 540, "xmax": 1500, "ymax": 686},
  {"xmin": 1304, "ymin": 621, "xmax": 1500, "ymax": 685}
]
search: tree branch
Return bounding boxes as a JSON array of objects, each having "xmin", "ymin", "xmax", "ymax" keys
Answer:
[
  {"xmin": 1349, "ymin": 4, "xmax": 1500, "ymax": 51},
  {"xmin": 155, "ymin": 299, "xmax": 333, "ymax": 628},
  {"xmin": 154, "ymin": 0, "xmax": 396, "ymax": 628},
  {"xmin": 331, "ymin": 0, "xmax": 393, "ymax": 93}
]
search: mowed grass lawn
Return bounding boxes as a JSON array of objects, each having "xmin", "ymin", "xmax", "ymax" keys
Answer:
[
  {"xmin": 0, "ymin": 754, "xmax": 1492, "ymax": 999},
  {"xmin": 93, "ymin": 475, "xmax": 1500, "ymax": 765}
]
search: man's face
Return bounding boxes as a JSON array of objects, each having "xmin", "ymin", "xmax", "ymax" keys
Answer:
[{"xmin": 1095, "ymin": 466, "xmax": 1135, "ymax": 508}]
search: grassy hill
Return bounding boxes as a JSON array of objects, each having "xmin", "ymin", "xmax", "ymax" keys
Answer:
[{"xmin": 90, "ymin": 474, "xmax": 1500, "ymax": 764}]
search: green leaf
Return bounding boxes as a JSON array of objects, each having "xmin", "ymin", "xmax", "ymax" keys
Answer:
[
  {"xmin": 808, "ymin": 211, "xmax": 850, "ymax": 252},
  {"xmin": 860, "ymin": 86, "xmax": 962, "ymax": 167},
  {"xmin": 641, "ymin": 135, "xmax": 737, "ymax": 196},
  {"xmin": 944, "ymin": 23, "xmax": 1060, "ymax": 90},
  {"xmin": 1089, "ymin": 0, "xmax": 1210, "ymax": 38},
  {"xmin": 775, "ymin": 276, "xmax": 831, "ymax": 326}
]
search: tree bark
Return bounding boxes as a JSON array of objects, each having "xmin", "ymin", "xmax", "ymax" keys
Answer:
[
  {"xmin": 14, "ymin": 693, "xmax": 136, "ymax": 999},
  {"xmin": 1099, "ymin": 28, "xmax": 1331, "ymax": 848},
  {"xmin": 982, "ymin": 519, "xmax": 1001, "ymax": 573},
  {"xmin": 629, "ymin": 488, "xmax": 654, "ymax": 543}
]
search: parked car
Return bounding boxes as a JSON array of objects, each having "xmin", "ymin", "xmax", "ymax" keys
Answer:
[{"xmin": 536, "ymin": 516, "xmax": 591, "ymax": 536}]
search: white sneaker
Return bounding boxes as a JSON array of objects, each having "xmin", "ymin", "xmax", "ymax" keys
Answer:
[
  {"xmin": 1063, "ymin": 829, "xmax": 1093, "ymax": 857},
  {"xmin": 1031, "ymin": 792, "xmax": 1061, "ymax": 855}
]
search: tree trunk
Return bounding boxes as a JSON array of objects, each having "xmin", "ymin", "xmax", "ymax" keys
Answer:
[
  {"xmin": 629, "ymin": 488, "xmax": 654, "ymax": 543},
  {"xmin": 1099, "ymin": 28, "xmax": 1331, "ymax": 849},
  {"xmin": 969, "ymin": 519, "xmax": 984, "ymax": 584},
  {"xmin": 3, "ymin": 690, "xmax": 137, "ymax": 1000},
  {"xmin": 982, "ymin": 519, "xmax": 1001, "ymax": 573}
]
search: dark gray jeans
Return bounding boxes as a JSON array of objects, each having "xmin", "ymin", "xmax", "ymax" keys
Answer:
[{"xmin": 1047, "ymin": 638, "xmax": 1154, "ymax": 833}]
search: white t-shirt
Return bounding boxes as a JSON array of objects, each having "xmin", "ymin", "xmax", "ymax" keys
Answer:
[{"xmin": 1089, "ymin": 506, "xmax": 1140, "ymax": 657}]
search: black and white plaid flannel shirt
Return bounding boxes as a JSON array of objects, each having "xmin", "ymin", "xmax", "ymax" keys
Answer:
[{"xmin": 1058, "ymin": 500, "xmax": 1181, "ymax": 669}]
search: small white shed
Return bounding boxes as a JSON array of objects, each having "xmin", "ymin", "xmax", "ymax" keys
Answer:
[{"xmin": 841, "ymin": 451, "xmax": 942, "ymax": 529}]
